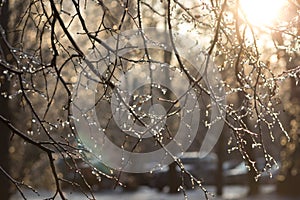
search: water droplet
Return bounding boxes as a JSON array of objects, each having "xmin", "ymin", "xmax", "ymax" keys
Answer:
[{"xmin": 150, "ymin": 64, "xmax": 156, "ymax": 70}]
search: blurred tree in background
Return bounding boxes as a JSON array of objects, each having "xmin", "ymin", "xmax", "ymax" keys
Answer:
[{"xmin": 0, "ymin": 0, "xmax": 299, "ymax": 200}]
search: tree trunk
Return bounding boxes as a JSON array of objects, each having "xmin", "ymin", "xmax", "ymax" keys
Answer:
[
  {"xmin": 275, "ymin": 5, "xmax": 300, "ymax": 194},
  {"xmin": 245, "ymin": 142, "xmax": 259, "ymax": 196},
  {"xmin": 244, "ymin": 120, "xmax": 259, "ymax": 195},
  {"xmin": 168, "ymin": 162, "xmax": 180, "ymax": 193},
  {"xmin": 216, "ymin": 130, "xmax": 225, "ymax": 196},
  {"xmin": 0, "ymin": 1, "xmax": 11, "ymax": 199}
]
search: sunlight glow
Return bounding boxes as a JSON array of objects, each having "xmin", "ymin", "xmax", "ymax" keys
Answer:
[{"xmin": 239, "ymin": 0, "xmax": 286, "ymax": 26}]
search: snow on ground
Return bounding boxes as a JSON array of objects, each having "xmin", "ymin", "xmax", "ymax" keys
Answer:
[{"xmin": 11, "ymin": 185, "xmax": 300, "ymax": 200}]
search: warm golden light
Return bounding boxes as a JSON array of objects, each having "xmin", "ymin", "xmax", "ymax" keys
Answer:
[{"xmin": 239, "ymin": 0, "xmax": 286, "ymax": 26}]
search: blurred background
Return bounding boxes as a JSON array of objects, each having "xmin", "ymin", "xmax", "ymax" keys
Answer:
[{"xmin": 1, "ymin": 0, "xmax": 300, "ymax": 200}]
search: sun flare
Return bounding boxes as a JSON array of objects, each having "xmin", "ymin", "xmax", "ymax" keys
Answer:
[{"xmin": 239, "ymin": 0, "xmax": 286, "ymax": 26}]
